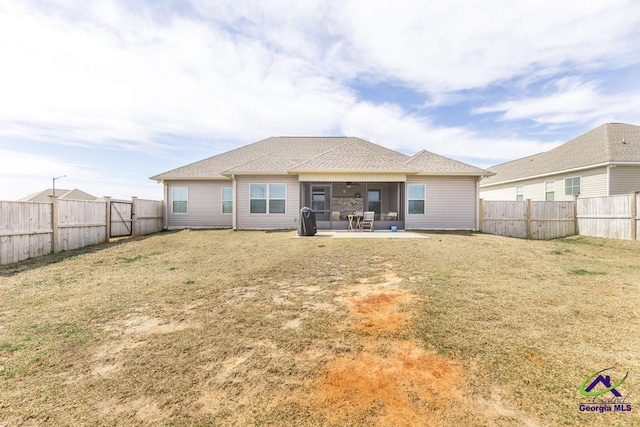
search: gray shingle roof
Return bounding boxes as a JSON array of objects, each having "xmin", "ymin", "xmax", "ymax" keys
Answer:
[
  {"xmin": 406, "ymin": 150, "xmax": 494, "ymax": 175},
  {"xmin": 288, "ymin": 138, "xmax": 413, "ymax": 172},
  {"xmin": 481, "ymin": 123, "xmax": 640, "ymax": 186},
  {"xmin": 151, "ymin": 136, "xmax": 491, "ymax": 180}
]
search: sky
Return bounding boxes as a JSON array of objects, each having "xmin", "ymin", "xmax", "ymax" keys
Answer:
[{"xmin": 1, "ymin": 0, "xmax": 640, "ymax": 201}]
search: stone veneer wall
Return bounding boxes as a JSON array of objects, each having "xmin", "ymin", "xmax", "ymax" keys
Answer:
[{"xmin": 331, "ymin": 197, "xmax": 364, "ymax": 218}]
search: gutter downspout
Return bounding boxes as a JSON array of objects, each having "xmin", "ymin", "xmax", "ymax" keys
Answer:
[
  {"xmin": 164, "ymin": 182, "xmax": 169, "ymax": 230},
  {"xmin": 475, "ymin": 178, "xmax": 480, "ymax": 231},
  {"xmin": 232, "ymin": 174, "xmax": 237, "ymax": 230}
]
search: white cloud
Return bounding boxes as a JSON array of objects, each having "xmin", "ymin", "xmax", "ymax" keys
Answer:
[
  {"xmin": 0, "ymin": 150, "xmax": 95, "ymax": 179},
  {"xmin": 341, "ymin": 102, "xmax": 558, "ymax": 163},
  {"xmin": 473, "ymin": 77, "xmax": 640, "ymax": 127},
  {"xmin": 330, "ymin": 0, "xmax": 640, "ymax": 93},
  {"xmin": 0, "ymin": 1, "xmax": 355, "ymax": 149},
  {"xmin": 1, "ymin": 0, "xmax": 639, "ymax": 196},
  {"xmin": 2, "ymin": 0, "xmax": 639, "ymax": 150}
]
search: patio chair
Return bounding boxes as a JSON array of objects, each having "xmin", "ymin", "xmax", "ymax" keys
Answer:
[
  {"xmin": 387, "ymin": 212, "xmax": 398, "ymax": 221},
  {"xmin": 360, "ymin": 211, "xmax": 375, "ymax": 231}
]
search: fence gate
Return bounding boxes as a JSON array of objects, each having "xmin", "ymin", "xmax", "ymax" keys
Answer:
[{"xmin": 110, "ymin": 200, "xmax": 133, "ymax": 237}]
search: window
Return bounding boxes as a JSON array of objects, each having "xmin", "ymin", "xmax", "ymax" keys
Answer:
[
  {"xmin": 221, "ymin": 187, "xmax": 233, "ymax": 214},
  {"xmin": 515, "ymin": 185, "xmax": 524, "ymax": 201},
  {"xmin": 407, "ymin": 184, "xmax": 426, "ymax": 215},
  {"xmin": 269, "ymin": 184, "xmax": 286, "ymax": 213},
  {"xmin": 565, "ymin": 176, "xmax": 581, "ymax": 196},
  {"xmin": 172, "ymin": 187, "xmax": 188, "ymax": 214},
  {"xmin": 250, "ymin": 183, "xmax": 286, "ymax": 214},
  {"xmin": 367, "ymin": 189, "xmax": 381, "ymax": 215},
  {"xmin": 545, "ymin": 180, "xmax": 555, "ymax": 201}
]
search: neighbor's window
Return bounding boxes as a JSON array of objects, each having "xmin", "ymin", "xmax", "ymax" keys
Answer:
[
  {"xmin": 407, "ymin": 184, "xmax": 426, "ymax": 215},
  {"xmin": 565, "ymin": 176, "xmax": 581, "ymax": 196},
  {"xmin": 221, "ymin": 187, "xmax": 233, "ymax": 214},
  {"xmin": 250, "ymin": 183, "xmax": 286, "ymax": 214},
  {"xmin": 515, "ymin": 185, "xmax": 524, "ymax": 201},
  {"xmin": 172, "ymin": 187, "xmax": 188, "ymax": 214},
  {"xmin": 545, "ymin": 180, "xmax": 555, "ymax": 201}
]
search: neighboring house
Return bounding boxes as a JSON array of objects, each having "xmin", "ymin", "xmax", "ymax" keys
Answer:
[
  {"xmin": 151, "ymin": 137, "xmax": 493, "ymax": 231},
  {"xmin": 480, "ymin": 123, "xmax": 640, "ymax": 201},
  {"xmin": 20, "ymin": 188, "xmax": 98, "ymax": 202}
]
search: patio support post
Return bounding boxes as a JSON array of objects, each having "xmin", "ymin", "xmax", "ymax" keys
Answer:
[{"xmin": 232, "ymin": 175, "xmax": 237, "ymax": 231}]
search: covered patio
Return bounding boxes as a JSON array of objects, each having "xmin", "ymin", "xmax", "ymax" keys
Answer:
[{"xmin": 300, "ymin": 181, "xmax": 405, "ymax": 230}]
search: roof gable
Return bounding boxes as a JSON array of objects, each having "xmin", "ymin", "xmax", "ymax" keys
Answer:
[{"xmin": 482, "ymin": 123, "xmax": 640, "ymax": 186}]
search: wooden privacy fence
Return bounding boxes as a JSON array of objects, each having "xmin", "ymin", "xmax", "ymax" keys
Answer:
[
  {"xmin": 480, "ymin": 192, "xmax": 639, "ymax": 241},
  {"xmin": 577, "ymin": 192, "xmax": 639, "ymax": 240},
  {"xmin": 480, "ymin": 199, "xmax": 576, "ymax": 240},
  {"xmin": 0, "ymin": 196, "xmax": 164, "ymax": 265}
]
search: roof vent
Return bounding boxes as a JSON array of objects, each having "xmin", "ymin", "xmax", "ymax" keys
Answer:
[{"xmin": 622, "ymin": 139, "xmax": 628, "ymax": 144}]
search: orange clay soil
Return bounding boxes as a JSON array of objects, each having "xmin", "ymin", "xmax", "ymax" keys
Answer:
[{"xmin": 299, "ymin": 270, "xmax": 467, "ymax": 426}]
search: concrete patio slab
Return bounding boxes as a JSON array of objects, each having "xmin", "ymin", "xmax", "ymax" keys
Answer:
[{"xmin": 311, "ymin": 231, "xmax": 430, "ymax": 239}]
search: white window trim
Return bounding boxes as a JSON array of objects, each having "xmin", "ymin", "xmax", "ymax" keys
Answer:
[
  {"xmin": 171, "ymin": 187, "xmax": 188, "ymax": 215},
  {"xmin": 249, "ymin": 183, "xmax": 287, "ymax": 214},
  {"xmin": 407, "ymin": 184, "xmax": 426, "ymax": 215},
  {"xmin": 564, "ymin": 176, "xmax": 581, "ymax": 196},
  {"xmin": 221, "ymin": 187, "xmax": 233, "ymax": 215},
  {"xmin": 515, "ymin": 185, "xmax": 524, "ymax": 201}
]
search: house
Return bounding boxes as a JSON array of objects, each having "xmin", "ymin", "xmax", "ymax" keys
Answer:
[
  {"xmin": 150, "ymin": 137, "xmax": 493, "ymax": 231},
  {"xmin": 480, "ymin": 123, "xmax": 640, "ymax": 201},
  {"xmin": 20, "ymin": 188, "xmax": 98, "ymax": 202}
]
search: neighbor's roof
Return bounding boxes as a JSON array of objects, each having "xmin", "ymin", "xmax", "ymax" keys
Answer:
[
  {"xmin": 151, "ymin": 136, "xmax": 492, "ymax": 180},
  {"xmin": 481, "ymin": 123, "xmax": 640, "ymax": 186},
  {"xmin": 20, "ymin": 188, "xmax": 98, "ymax": 202}
]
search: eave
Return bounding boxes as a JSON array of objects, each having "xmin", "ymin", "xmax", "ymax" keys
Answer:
[{"xmin": 479, "ymin": 162, "xmax": 611, "ymax": 187}]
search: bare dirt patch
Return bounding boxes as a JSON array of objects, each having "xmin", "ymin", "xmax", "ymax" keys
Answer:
[{"xmin": 303, "ymin": 269, "xmax": 467, "ymax": 426}]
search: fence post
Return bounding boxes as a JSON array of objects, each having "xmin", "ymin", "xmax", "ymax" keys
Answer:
[
  {"xmin": 104, "ymin": 196, "xmax": 111, "ymax": 242},
  {"xmin": 131, "ymin": 196, "xmax": 138, "ymax": 236},
  {"xmin": 573, "ymin": 195, "xmax": 579, "ymax": 235},
  {"xmin": 526, "ymin": 199, "xmax": 531, "ymax": 239},
  {"xmin": 478, "ymin": 199, "xmax": 484, "ymax": 232},
  {"xmin": 48, "ymin": 195, "xmax": 60, "ymax": 253},
  {"xmin": 631, "ymin": 191, "xmax": 637, "ymax": 241}
]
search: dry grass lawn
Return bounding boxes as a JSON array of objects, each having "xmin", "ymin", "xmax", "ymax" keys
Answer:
[{"xmin": 1, "ymin": 230, "xmax": 639, "ymax": 426}]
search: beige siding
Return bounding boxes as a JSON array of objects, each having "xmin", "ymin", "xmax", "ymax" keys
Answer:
[
  {"xmin": 298, "ymin": 173, "xmax": 406, "ymax": 182},
  {"xmin": 609, "ymin": 165, "xmax": 640, "ymax": 194},
  {"xmin": 478, "ymin": 183, "xmax": 516, "ymax": 201},
  {"xmin": 405, "ymin": 176, "xmax": 477, "ymax": 229},
  {"xmin": 480, "ymin": 167, "xmax": 608, "ymax": 201},
  {"xmin": 166, "ymin": 181, "xmax": 233, "ymax": 229},
  {"xmin": 236, "ymin": 176, "xmax": 300, "ymax": 230}
]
